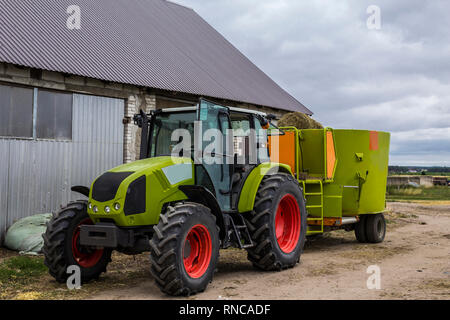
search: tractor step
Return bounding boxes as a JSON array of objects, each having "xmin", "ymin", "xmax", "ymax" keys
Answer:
[{"xmin": 223, "ymin": 214, "xmax": 255, "ymax": 249}]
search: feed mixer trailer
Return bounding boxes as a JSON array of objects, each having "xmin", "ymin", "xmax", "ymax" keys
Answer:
[
  {"xmin": 269, "ymin": 127, "xmax": 390, "ymax": 240},
  {"xmin": 42, "ymin": 99, "xmax": 390, "ymax": 296}
]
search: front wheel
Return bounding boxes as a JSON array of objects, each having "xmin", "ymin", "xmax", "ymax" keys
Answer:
[
  {"xmin": 149, "ymin": 202, "xmax": 220, "ymax": 296},
  {"xmin": 244, "ymin": 173, "xmax": 307, "ymax": 271},
  {"xmin": 42, "ymin": 201, "xmax": 112, "ymax": 283}
]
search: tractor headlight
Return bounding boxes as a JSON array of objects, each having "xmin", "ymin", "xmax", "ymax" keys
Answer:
[
  {"xmin": 88, "ymin": 202, "xmax": 92, "ymax": 210},
  {"xmin": 93, "ymin": 206, "xmax": 98, "ymax": 213},
  {"xmin": 114, "ymin": 203, "xmax": 121, "ymax": 211},
  {"xmin": 104, "ymin": 206, "xmax": 111, "ymax": 214}
]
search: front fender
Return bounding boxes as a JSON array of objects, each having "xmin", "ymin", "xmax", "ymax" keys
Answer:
[
  {"xmin": 237, "ymin": 163, "xmax": 293, "ymax": 213},
  {"xmin": 71, "ymin": 186, "xmax": 90, "ymax": 198}
]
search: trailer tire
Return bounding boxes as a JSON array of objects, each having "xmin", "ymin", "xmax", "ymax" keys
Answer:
[
  {"xmin": 354, "ymin": 215, "xmax": 368, "ymax": 243},
  {"xmin": 42, "ymin": 201, "xmax": 112, "ymax": 283},
  {"xmin": 149, "ymin": 202, "xmax": 220, "ymax": 296},
  {"xmin": 365, "ymin": 213, "xmax": 386, "ymax": 243},
  {"xmin": 244, "ymin": 173, "xmax": 307, "ymax": 271}
]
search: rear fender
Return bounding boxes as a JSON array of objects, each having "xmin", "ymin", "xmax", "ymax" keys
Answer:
[{"xmin": 237, "ymin": 163, "xmax": 293, "ymax": 213}]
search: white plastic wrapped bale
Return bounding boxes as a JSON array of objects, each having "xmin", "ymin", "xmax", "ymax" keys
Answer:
[{"xmin": 4, "ymin": 214, "xmax": 52, "ymax": 255}]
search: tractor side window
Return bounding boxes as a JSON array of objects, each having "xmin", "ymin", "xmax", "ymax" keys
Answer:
[
  {"xmin": 231, "ymin": 115, "xmax": 251, "ymax": 137},
  {"xmin": 254, "ymin": 117, "xmax": 270, "ymax": 163},
  {"xmin": 230, "ymin": 113, "xmax": 252, "ymax": 163},
  {"xmin": 195, "ymin": 164, "xmax": 215, "ymax": 196},
  {"xmin": 150, "ymin": 111, "xmax": 196, "ymax": 157},
  {"xmin": 253, "ymin": 117, "xmax": 264, "ymax": 135}
]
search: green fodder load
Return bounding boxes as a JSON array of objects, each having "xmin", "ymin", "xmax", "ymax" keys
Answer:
[{"xmin": 277, "ymin": 112, "xmax": 323, "ymax": 129}]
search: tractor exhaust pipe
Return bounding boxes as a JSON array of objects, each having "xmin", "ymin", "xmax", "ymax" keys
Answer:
[{"xmin": 134, "ymin": 110, "xmax": 150, "ymax": 160}]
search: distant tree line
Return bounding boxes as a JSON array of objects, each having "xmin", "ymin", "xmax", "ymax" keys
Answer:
[{"xmin": 389, "ymin": 166, "xmax": 450, "ymax": 174}]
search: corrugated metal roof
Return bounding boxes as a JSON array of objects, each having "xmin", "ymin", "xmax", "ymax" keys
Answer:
[{"xmin": 0, "ymin": 0, "xmax": 312, "ymax": 114}]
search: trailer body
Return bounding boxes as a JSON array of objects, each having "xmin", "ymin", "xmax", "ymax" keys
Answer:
[{"xmin": 270, "ymin": 127, "xmax": 390, "ymax": 233}]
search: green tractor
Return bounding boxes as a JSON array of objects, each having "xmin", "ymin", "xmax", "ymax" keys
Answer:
[{"xmin": 43, "ymin": 99, "xmax": 308, "ymax": 296}]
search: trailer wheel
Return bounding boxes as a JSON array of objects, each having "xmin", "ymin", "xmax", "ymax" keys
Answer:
[
  {"xmin": 244, "ymin": 173, "xmax": 307, "ymax": 271},
  {"xmin": 365, "ymin": 213, "xmax": 386, "ymax": 243},
  {"xmin": 42, "ymin": 201, "xmax": 112, "ymax": 283},
  {"xmin": 354, "ymin": 215, "xmax": 368, "ymax": 243},
  {"xmin": 149, "ymin": 202, "xmax": 219, "ymax": 296}
]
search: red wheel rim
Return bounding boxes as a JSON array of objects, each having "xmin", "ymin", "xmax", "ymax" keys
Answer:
[
  {"xmin": 275, "ymin": 194, "xmax": 301, "ymax": 253},
  {"xmin": 183, "ymin": 224, "xmax": 212, "ymax": 279},
  {"xmin": 72, "ymin": 218, "xmax": 104, "ymax": 268}
]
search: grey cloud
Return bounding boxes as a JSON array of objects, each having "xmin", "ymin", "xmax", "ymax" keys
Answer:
[{"xmin": 177, "ymin": 0, "xmax": 450, "ymax": 165}]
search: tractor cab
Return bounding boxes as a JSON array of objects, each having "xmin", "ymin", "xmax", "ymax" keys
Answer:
[{"xmin": 134, "ymin": 99, "xmax": 273, "ymax": 213}]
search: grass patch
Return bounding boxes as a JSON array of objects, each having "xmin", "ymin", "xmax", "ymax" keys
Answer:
[
  {"xmin": 0, "ymin": 252, "xmax": 156, "ymax": 300},
  {"xmin": 0, "ymin": 256, "xmax": 47, "ymax": 284},
  {"xmin": 389, "ymin": 172, "xmax": 450, "ymax": 177},
  {"xmin": 387, "ymin": 186, "xmax": 450, "ymax": 201}
]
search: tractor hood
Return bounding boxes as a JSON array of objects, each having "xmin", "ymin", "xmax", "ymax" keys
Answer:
[{"xmin": 87, "ymin": 157, "xmax": 194, "ymax": 227}]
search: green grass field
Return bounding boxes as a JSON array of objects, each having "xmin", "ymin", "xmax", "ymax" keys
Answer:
[
  {"xmin": 389, "ymin": 172, "xmax": 450, "ymax": 177},
  {"xmin": 386, "ymin": 185, "xmax": 450, "ymax": 201}
]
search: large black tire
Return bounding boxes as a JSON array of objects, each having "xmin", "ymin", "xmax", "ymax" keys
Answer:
[
  {"xmin": 365, "ymin": 213, "xmax": 386, "ymax": 243},
  {"xmin": 149, "ymin": 202, "xmax": 220, "ymax": 296},
  {"xmin": 244, "ymin": 173, "xmax": 307, "ymax": 271},
  {"xmin": 355, "ymin": 214, "xmax": 386, "ymax": 243},
  {"xmin": 354, "ymin": 215, "xmax": 368, "ymax": 243},
  {"xmin": 42, "ymin": 201, "xmax": 112, "ymax": 283}
]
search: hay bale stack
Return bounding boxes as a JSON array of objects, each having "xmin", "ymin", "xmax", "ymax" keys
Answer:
[
  {"xmin": 309, "ymin": 117, "xmax": 324, "ymax": 129},
  {"xmin": 277, "ymin": 112, "xmax": 323, "ymax": 129}
]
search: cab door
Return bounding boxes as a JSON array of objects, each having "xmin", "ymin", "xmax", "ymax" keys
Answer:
[{"xmin": 196, "ymin": 99, "xmax": 233, "ymax": 211}]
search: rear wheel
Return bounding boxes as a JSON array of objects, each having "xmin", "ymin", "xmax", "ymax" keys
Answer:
[
  {"xmin": 355, "ymin": 213, "xmax": 386, "ymax": 243},
  {"xmin": 244, "ymin": 173, "xmax": 307, "ymax": 271},
  {"xmin": 354, "ymin": 215, "xmax": 367, "ymax": 243},
  {"xmin": 149, "ymin": 202, "xmax": 219, "ymax": 296},
  {"xmin": 42, "ymin": 201, "xmax": 112, "ymax": 283},
  {"xmin": 365, "ymin": 213, "xmax": 386, "ymax": 243}
]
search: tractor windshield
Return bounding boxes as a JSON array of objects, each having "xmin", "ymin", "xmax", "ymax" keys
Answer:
[{"xmin": 149, "ymin": 111, "xmax": 196, "ymax": 157}]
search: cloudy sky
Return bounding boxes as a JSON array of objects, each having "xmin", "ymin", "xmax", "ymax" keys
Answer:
[{"xmin": 176, "ymin": 0, "xmax": 450, "ymax": 166}]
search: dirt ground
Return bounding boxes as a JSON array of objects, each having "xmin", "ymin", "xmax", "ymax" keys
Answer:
[
  {"xmin": 1, "ymin": 201, "xmax": 449, "ymax": 300},
  {"xmin": 91, "ymin": 202, "xmax": 450, "ymax": 300}
]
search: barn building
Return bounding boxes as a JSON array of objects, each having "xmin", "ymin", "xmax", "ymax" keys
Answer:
[{"xmin": 0, "ymin": 0, "xmax": 311, "ymax": 241}]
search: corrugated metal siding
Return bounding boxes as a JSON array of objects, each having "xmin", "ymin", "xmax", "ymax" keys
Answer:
[
  {"xmin": 0, "ymin": 0, "xmax": 311, "ymax": 114},
  {"xmin": 0, "ymin": 94, "xmax": 124, "ymax": 242},
  {"xmin": 0, "ymin": 140, "xmax": 9, "ymax": 238}
]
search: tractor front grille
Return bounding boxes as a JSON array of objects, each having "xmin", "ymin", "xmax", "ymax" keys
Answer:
[
  {"xmin": 124, "ymin": 175, "xmax": 147, "ymax": 216},
  {"xmin": 92, "ymin": 172, "xmax": 134, "ymax": 202}
]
